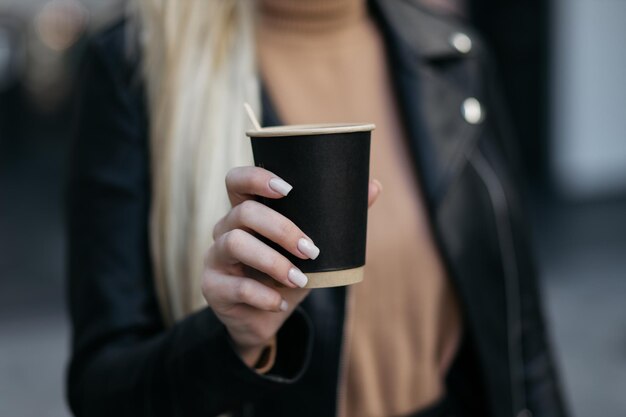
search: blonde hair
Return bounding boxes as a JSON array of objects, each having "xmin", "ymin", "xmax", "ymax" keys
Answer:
[{"xmin": 132, "ymin": 0, "xmax": 259, "ymax": 323}]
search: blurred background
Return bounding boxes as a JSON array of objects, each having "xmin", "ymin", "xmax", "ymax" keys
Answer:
[{"xmin": 0, "ymin": 0, "xmax": 624, "ymax": 416}]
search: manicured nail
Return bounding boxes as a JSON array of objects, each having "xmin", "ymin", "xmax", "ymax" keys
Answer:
[
  {"xmin": 279, "ymin": 299, "xmax": 289, "ymax": 312},
  {"xmin": 269, "ymin": 177, "xmax": 293, "ymax": 196},
  {"xmin": 288, "ymin": 267, "xmax": 308, "ymax": 288},
  {"xmin": 298, "ymin": 238, "xmax": 320, "ymax": 260}
]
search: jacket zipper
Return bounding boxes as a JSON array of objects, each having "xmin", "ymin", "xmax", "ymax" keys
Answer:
[
  {"xmin": 335, "ymin": 286, "xmax": 356, "ymax": 417},
  {"xmin": 469, "ymin": 150, "xmax": 529, "ymax": 417}
]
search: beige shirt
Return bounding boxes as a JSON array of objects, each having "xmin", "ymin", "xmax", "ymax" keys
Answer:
[{"xmin": 257, "ymin": 1, "xmax": 463, "ymax": 415}]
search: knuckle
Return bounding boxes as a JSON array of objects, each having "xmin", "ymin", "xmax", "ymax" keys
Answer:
[
  {"xmin": 252, "ymin": 171, "xmax": 270, "ymax": 191},
  {"xmin": 225, "ymin": 167, "xmax": 237, "ymax": 188},
  {"xmin": 200, "ymin": 269, "xmax": 214, "ymax": 298},
  {"xmin": 275, "ymin": 258, "xmax": 293, "ymax": 284},
  {"xmin": 264, "ymin": 253, "xmax": 284, "ymax": 277},
  {"xmin": 236, "ymin": 280, "xmax": 253, "ymax": 303},
  {"xmin": 222, "ymin": 229, "xmax": 245, "ymax": 254},
  {"xmin": 270, "ymin": 294, "xmax": 283, "ymax": 311},
  {"xmin": 212, "ymin": 218, "xmax": 224, "ymax": 241},
  {"xmin": 204, "ymin": 245, "xmax": 219, "ymax": 267},
  {"xmin": 277, "ymin": 219, "xmax": 297, "ymax": 241},
  {"xmin": 226, "ymin": 167, "xmax": 236, "ymax": 182},
  {"xmin": 237, "ymin": 200, "xmax": 257, "ymax": 224}
]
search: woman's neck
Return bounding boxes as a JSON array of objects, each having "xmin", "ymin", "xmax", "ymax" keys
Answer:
[{"xmin": 257, "ymin": 0, "xmax": 367, "ymax": 33}]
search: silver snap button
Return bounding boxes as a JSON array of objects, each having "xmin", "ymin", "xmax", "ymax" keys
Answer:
[
  {"xmin": 462, "ymin": 97, "xmax": 484, "ymax": 124},
  {"xmin": 450, "ymin": 32, "xmax": 472, "ymax": 54},
  {"xmin": 517, "ymin": 409, "xmax": 533, "ymax": 417}
]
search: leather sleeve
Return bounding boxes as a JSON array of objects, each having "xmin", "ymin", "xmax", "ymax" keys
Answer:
[{"xmin": 66, "ymin": 24, "xmax": 312, "ymax": 417}]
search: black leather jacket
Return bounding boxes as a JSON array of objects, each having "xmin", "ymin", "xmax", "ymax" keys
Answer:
[{"xmin": 66, "ymin": 1, "xmax": 567, "ymax": 416}]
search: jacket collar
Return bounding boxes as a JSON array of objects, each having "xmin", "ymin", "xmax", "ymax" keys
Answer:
[
  {"xmin": 372, "ymin": 0, "xmax": 477, "ymax": 61},
  {"xmin": 371, "ymin": 6, "xmax": 518, "ymax": 416},
  {"xmin": 371, "ymin": 0, "xmax": 484, "ymax": 207}
]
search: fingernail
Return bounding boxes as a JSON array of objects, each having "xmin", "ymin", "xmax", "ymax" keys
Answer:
[
  {"xmin": 280, "ymin": 299, "xmax": 289, "ymax": 312},
  {"xmin": 288, "ymin": 267, "xmax": 308, "ymax": 288},
  {"xmin": 269, "ymin": 177, "xmax": 293, "ymax": 196},
  {"xmin": 298, "ymin": 238, "xmax": 320, "ymax": 260}
]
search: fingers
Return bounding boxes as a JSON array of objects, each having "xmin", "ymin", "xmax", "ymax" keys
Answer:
[
  {"xmin": 202, "ymin": 272, "xmax": 288, "ymax": 313},
  {"xmin": 368, "ymin": 178, "xmax": 383, "ymax": 208},
  {"xmin": 214, "ymin": 229, "xmax": 309, "ymax": 288},
  {"xmin": 226, "ymin": 166, "xmax": 292, "ymax": 207},
  {"xmin": 212, "ymin": 200, "xmax": 319, "ymax": 260}
]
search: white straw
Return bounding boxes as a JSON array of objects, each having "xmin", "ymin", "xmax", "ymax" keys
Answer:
[{"xmin": 243, "ymin": 102, "xmax": 262, "ymax": 131}]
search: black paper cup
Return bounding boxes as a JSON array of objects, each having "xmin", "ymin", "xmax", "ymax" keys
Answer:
[{"xmin": 247, "ymin": 123, "xmax": 375, "ymax": 288}]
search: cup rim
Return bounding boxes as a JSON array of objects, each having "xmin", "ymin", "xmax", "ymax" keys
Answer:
[{"xmin": 246, "ymin": 123, "xmax": 376, "ymax": 137}]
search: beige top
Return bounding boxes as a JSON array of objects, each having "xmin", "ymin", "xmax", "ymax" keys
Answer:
[{"xmin": 256, "ymin": 0, "xmax": 463, "ymax": 415}]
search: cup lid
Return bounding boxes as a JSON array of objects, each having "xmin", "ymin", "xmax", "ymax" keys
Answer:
[{"xmin": 246, "ymin": 123, "xmax": 375, "ymax": 137}]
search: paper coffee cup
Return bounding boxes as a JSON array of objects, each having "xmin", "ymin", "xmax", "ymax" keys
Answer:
[{"xmin": 247, "ymin": 123, "xmax": 374, "ymax": 288}]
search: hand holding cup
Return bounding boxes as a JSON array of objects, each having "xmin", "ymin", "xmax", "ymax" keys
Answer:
[{"xmin": 202, "ymin": 166, "xmax": 381, "ymax": 368}]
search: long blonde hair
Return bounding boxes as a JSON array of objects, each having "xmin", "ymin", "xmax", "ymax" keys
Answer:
[{"xmin": 131, "ymin": 0, "xmax": 259, "ymax": 323}]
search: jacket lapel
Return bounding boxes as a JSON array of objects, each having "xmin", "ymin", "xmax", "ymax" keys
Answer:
[
  {"xmin": 374, "ymin": 3, "xmax": 518, "ymax": 417},
  {"xmin": 373, "ymin": 0, "xmax": 484, "ymax": 208}
]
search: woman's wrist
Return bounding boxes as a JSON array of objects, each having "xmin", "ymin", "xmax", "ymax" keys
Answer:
[{"xmin": 236, "ymin": 337, "xmax": 277, "ymax": 373}]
